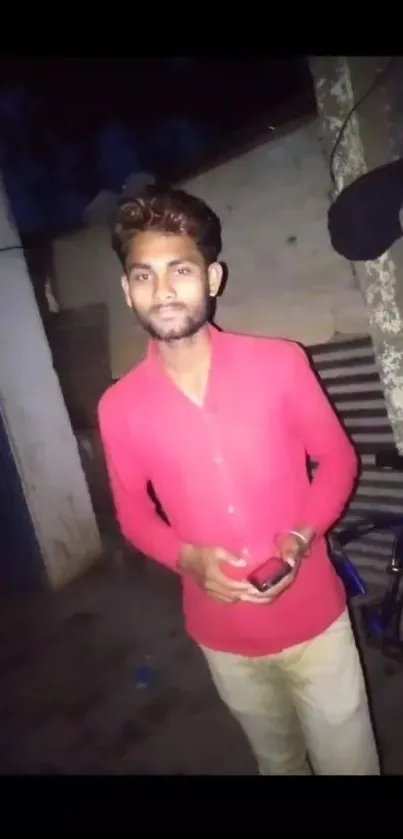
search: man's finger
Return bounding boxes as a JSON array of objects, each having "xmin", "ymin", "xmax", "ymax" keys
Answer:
[
  {"xmin": 241, "ymin": 571, "xmax": 295, "ymax": 603},
  {"xmin": 240, "ymin": 593, "xmax": 274, "ymax": 604},
  {"xmin": 208, "ymin": 591, "xmax": 236, "ymax": 603},
  {"xmin": 209, "ymin": 563, "xmax": 253, "ymax": 590},
  {"xmin": 206, "ymin": 584, "xmax": 243, "ymax": 603},
  {"xmin": 216, "ymin": 549, "xmax": 246, "ymax": 568},
  {"xmin": 284, "ymin": 555, "xmax": 296, "ymax": 569},
  {"xmin": 264, "ymin": 571, "xmax": 295, "ymax": 598},
  {"xmin": 208, "ymin": 574, "xmax": 255, "ymax": 594}
]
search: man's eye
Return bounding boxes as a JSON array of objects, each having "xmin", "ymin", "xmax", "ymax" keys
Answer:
[
  {"xmin": 174, "ymin": 266, "xmax": 191, "ymax": 276},
  {"xmin": 134, "ymin": 273, "xmax": 150, "ymax": 282}
]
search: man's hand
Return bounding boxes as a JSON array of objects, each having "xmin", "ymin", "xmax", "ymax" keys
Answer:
[
  {"xmin": 240, "ymin": 531, "xmax": 311, "ymax": 605},
  {"xmin": 178, "ymin": 545, "xmax": 257, "ymax": 604}
]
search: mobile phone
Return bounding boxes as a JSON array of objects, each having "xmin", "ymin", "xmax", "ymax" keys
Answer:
[{"xmin": 247, "ymin": 556, "xmax": 292, "ymax": 593}]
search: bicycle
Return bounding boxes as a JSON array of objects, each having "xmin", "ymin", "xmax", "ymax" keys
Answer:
[{"xmin": 330, "ymin": 512, "xmax": 403, "ymax": 664}]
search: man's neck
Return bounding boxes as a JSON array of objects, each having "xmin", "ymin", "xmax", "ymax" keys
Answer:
[{"xmin": 157, "ymin": 325, "xmax": 212, "ymax": 377}]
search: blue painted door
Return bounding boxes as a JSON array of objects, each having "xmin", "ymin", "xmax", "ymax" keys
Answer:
[{"xmin": 0, "ymin": 407, "xmax": 45, "ymax": 596}]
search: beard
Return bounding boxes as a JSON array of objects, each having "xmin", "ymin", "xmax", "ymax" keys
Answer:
[{"xmin": 132, "ymin": 295, "xmax": 212, "ymax": 342}]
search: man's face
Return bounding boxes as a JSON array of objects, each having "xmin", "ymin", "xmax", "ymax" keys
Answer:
[{"xmin": 121, "ymin": 231, "xmax": 223, "ymax": 341}]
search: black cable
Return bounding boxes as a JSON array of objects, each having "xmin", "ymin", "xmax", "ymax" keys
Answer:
[
  {"xmin": 0, "ymin": 246, "xmax": 22, "ymax": 252},
  {"xmin": 329, "ymin": 57, "xmax": 400, "ymax": 189}
]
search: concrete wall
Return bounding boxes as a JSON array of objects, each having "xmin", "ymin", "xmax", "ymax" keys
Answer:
[
  {"xmin": 53, "ymin": 225, "xmax": 146, "ymax": 380},
  {"xmin": 0, "ymin": 176, "xmax": 102, "ymax": 590},
  {"xmin": 52, "ymin": 118, "xmax": 369, "ymax": 379}
]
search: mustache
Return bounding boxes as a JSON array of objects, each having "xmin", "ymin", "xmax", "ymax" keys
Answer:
[{"xmin": 151, "ymin": 303, "xmax": 187, "ymax": 314}]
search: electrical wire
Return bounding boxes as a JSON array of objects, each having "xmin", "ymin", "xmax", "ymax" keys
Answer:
[{"xmin": 329, "ymin": 56, "xmax": 400, "ymax": 188}]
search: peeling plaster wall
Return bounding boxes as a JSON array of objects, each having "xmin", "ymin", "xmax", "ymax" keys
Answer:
[
  {"xmin": 0, "ymin": 176, "xmax": 102, "ymax": 589},
  {"xmin": 52, "ymin": 118, "xmax": 367, "ymax": 380},
  {"xmin": 312, "ymin": 56, "xmax": 403, "ymax": 453}
]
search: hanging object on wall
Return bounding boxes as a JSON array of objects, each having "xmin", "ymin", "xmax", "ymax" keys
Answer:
[
  {"xmin": 328, "ymin": 158, "xmax": 403, "ymax": 261},
  {"xmin": 324, "ymin": 58, "xmax": 403, "ymax": 263},
  {"xmin": 321, "ymin": 57, "xmax": 403, "ymax": 262},
  {"xmin": 83, "ymin": 172, "xmax": 156, "ymax": 227},
  {"xmin": 121, "ymin": 171, "xmax": 155, "ymax": 198}
]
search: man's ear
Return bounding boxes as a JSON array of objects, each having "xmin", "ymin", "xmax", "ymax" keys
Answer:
[
  {"xmin": 207, "ymin": 262, "xmax": 223, "ymax": 298},
  {"xmin": 121, "ymin": 275, "xmax": 132, "ymax": 308}
]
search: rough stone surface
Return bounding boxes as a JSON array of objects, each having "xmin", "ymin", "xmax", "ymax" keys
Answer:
[{"xmin": 311, "ymin": 55, "xmax": 403, "ymax": 454}]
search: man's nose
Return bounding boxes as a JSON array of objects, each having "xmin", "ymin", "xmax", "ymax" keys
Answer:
[{"xmin": 153, "ymin": 272, "xmax": 176, "ymax": 303}]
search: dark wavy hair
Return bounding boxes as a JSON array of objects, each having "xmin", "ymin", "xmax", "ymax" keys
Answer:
[{"xmin": 111, "ymin": 186, "xmax": 222, "ymax": 269}]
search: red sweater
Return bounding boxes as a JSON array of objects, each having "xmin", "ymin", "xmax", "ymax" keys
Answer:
[{"xmin": 98, "ymin": 327, "xmax": 357, "ymax": 656}]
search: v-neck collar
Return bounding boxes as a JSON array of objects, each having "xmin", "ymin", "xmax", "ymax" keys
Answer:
[{"xmin": 146, "ymin": 324, "xmax": 224, "ymax": 410}]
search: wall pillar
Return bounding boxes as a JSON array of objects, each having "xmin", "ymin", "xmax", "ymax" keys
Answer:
[
  {"xmin": 310, "ymin": 56, "xmax": 403, "ymax": 453},
  {"xmin": 0, "ymin": 174, "xmax": 102, "ymax": 589}
]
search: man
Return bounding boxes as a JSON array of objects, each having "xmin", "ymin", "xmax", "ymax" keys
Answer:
[{"xmin": 98, "ymin": 187, "xmax": 380, "ymax": 775}]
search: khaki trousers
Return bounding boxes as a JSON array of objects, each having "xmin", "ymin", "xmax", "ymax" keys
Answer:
[{"xmin": 201, "ymin": 610, "xmax": 380, "ymax": 775}]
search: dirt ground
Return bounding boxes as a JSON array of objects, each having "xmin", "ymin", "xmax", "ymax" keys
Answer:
[{"xmin": 0, "ymin": 546, "xmax": 403, "ymax": 776}]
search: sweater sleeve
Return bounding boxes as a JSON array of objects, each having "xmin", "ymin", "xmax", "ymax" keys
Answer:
[
  {"xmin": 98, "ymin": 393, "xmax": 182, "ymax": 572},
  {"xmin": 284, "ymin": 341, "xmax": 358, "ymax": 537}
]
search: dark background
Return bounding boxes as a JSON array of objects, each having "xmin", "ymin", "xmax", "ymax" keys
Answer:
[{"xmin": 0, "ymin": 56, "xmax": 316, "ymax": 237}]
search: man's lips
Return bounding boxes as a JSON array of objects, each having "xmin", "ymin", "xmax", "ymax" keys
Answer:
[{"xmin": 153, "ymin": 304, "xmax": 186, "ymax": 318}]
